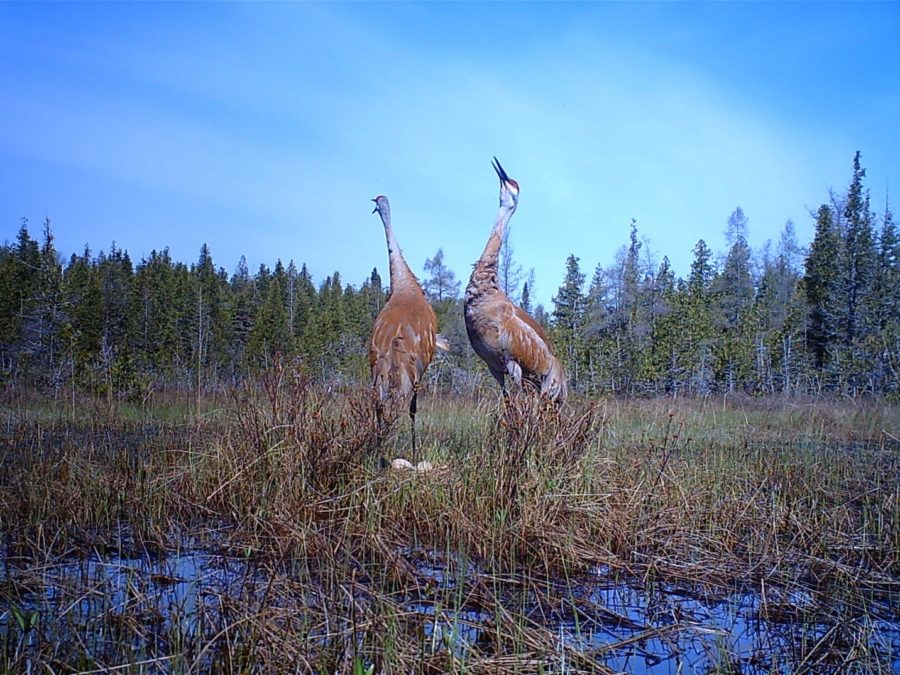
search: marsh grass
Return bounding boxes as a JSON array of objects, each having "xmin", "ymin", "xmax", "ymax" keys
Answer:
[{"xmin": 1, "ymin": 381, "xmax": 898, "ymax": 672}]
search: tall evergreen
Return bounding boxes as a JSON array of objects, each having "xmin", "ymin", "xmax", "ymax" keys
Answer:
[
  {"xmin": 4, "ymin": 149, "xmax": 897, "ymax": 398},
  {"xmin": 712, "ymin": 209, "xmax": 756, "ymax": 390},
  {"xmin": 841, "ymin": 151, "xmax": 876, "ymax": 350},
  {"xmin": 552, "ymin": 254, "xmax": 586, "ymax": 388},
  {"xmin": 62, "ymin": 247, "xmax": 104, "ymax": 381},
  {"xmin": 247, "ymin": 273, "xmax": 292, "ymax": 366},
  {"xmin": 872, "ymin": 201, "xmax": 898, "ymax": 331},
  {"xmin": 804, "ymin": 204, "xmax": 842, "ymax": 372},
  {"xmin": 681, "ymin": 239, "xmax": 716, "ymax": 393},
  {"xmin": 688, "ymin": 239, "xmax": 714, "ymax": 298}
]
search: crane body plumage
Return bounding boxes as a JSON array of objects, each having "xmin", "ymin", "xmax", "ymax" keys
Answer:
[
  {"xmin": 464, "ymin": 159, "xmax": 567, "ymax": 402},
  {"xmin": 369, "ymin": 195, "xmax": 439, "ymax": 458},
  {"xmin": 369, "ymin": 293, "xmax": 438, "ymax": 405}
]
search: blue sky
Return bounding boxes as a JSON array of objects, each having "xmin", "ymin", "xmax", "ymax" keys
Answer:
[{"xmin": 1, "ymin": 2, "xmax": 898, "ymax": 307}]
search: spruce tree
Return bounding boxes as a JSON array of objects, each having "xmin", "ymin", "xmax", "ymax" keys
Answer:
[
  {"xmin": 841, "ymin": 151, "xmax": 876, "ymax": 349},
  {"xmin": 804, "ymin": 204, "xmax": 842, "ymax": 372},
  {"xmin": 552, "ymin": 254, "xmax": 586, "ymax": 388},
  {"xmin": 62, "ymin": 247, "xmax": 104, "ymax": 382},
  {"xmin": 247, "ymin": 274, "xmax": 292, "ymax": 366},
  {"xmin": 684, "ymin": 239, "xmax": 716, "ymax": 393}
]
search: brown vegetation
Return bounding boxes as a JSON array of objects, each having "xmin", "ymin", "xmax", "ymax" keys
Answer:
[{"xmin": 1, "ymin": 381, "xmax": 898, "ymax": 671}]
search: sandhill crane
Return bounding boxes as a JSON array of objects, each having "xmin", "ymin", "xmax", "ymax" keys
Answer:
[
  {"xmin": 464, "ymin": 158, "xmax": 567, "ymax": 401},
  {"xmin": 369, "ymin": 195, "xmax": 443, "ymax": 460}
]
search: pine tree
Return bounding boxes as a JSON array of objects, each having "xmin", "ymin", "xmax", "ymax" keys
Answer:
[
  {"xmin": 63, "ymin": 247, "xmax": 104, "ymax": 383},
  {"xmin": 688, "ymin": 239, "xmax": 714, "ymax": 298},
  {"xmin": 360, "ymin": 267, "xmax": 385, "ymax": 322},
  {"xmin": 0, "ymin": 241, "xmax": 18, "ymax": 375},
  {"xmin": 4, "ymin": 222, "xmax": 42, "ymax": 372},
  {"xmin": 711, "ymin": 209, "xmax": 756, "ymax": 391},
  {"xmin": 646, "ymin": 256, "xmax": 676, "ymax": 392},
  {"xmin": 804, "ymin": 204, "xmax": 842, "ymax": 373},
  {"xmin": 190, "ymin": 244, "xmax": 232, "ymax": 385},
  {"xmin": 132, "ymin": 249, "xmax": 185, "ymax": 376},
  {"xmin": 872, "ymin": 200, "xmax": 900, "ymax": 392},
  {"xmin": 520, "ymin": 282, "xmax": 531, "ymax": 315},
  {"xmin": 581, "ymin": 263, "xmax": 612, "ymax": 391},
  {"xmin": 841, "ymin": 151, "xmax": 876, "ymax": 351},
  {"xmin": 520, "ymin": 268, "xmax": 536, "ymax": 314},
  {"xmin": 228, "ymin": 256, "xmax": 254, "ymax": 371},
  {"xmin": 98, "ymin": 244, "xmax": 134, "ymax": 356},
  {"xmin": 34, "ymin": 219, "xmax": 66, "ymax": 383},
  {"xmin": 247, "ymin": 273, "xmax": 292, "ymax": 366},
  {"xmin": 873, "ymin": 202, "xmax": 898, "ymax": 331},
  {"xmin": 715, "ymin": 210, "xmax": 754, "ymax": 330},
  {"xmin": 552, "ymin": 254, "xmax": 586, "ymax": 388},
  {"xmin": 683, "ymin": 239, "xmax": 716, "ymax": 393}
]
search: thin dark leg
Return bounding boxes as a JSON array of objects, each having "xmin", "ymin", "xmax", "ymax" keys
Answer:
[
  {"xmin": 375, "ymin": 399, "xmax": 389, "ymax": 469},
  {"xmin": 375, "ymin": 400, "xmax": 385, "ymax": 445},
  {"xmin": 409, "ymin": 392, "xmax": 418, "ymax": 465}
]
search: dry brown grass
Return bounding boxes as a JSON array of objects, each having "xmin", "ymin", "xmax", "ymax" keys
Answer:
[{"xmin": 1, "ymin": 381, "xmax": 897, "ymax": 672}]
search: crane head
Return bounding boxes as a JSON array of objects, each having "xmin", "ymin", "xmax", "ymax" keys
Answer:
[
  {"xmin": 372, "ymin": 195, "xmax": 391, "ymax": 223},
  {"xmin": 492, "ymin": 157, "xmax": 519, "ymax": 210}
]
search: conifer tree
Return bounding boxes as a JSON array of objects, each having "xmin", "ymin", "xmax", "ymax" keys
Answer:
[
  {"xmin": 227, "ymin": 256, "xmax": 254, "ymax": 370},
  {"xmin": 804, "ymin": 204, "xmax": 842, "ymax": 373},
  {"xmin": 873, "ymin": 202, "xmax": 898, "ymax": 332},
  {"xmin": 712, "ymin": 209, "xmax": 756, "ymax": 390},
  {"xmin": 520, "ymin": 268, "xmax": 536, "ymax": 314},
  {"xmin": 62, "ymin": 247, "xmax": 104, "ymax": 382},
  {"xmin": 552, "ymin": 254, "xmax": 586, "ymax": 388},
  {"xmin": 841, "ymin": 151, "xmax": 876, "ymax": 354},
  {"xmin": 684, "ymin": 239, "xmax": 716, "ymax": 393},
  {"xmin": 247, "ymin": 273, "xmax": 292, "ymax": 366}
]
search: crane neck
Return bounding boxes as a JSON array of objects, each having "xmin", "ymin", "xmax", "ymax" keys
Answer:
[
  {"xmin": 382, "ymin": 219, "xmax": 418, "ymax": 293},
  {"xmin": 468, "ymin": 204, "xmax": 516, "ymax": 293}
]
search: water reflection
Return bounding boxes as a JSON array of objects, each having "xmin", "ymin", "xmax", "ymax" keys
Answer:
[{"xmin": 2, "ymin": 547, "xmax": 898, "ymax": 672}]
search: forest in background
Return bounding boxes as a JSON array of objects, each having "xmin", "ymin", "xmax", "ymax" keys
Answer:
[{"xmin": 2, "ymin": 152, "xmax": 898, "ymax": 400}]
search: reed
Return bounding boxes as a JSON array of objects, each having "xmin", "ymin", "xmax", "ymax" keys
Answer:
[{"xmin": 1, "ymin": 383, "xmax": 897, "ymax": 672}]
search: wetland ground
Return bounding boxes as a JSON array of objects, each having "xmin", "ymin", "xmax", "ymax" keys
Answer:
[{"xmin": 1, "ymin": 378, "xmax": 898, "ymax": 673}]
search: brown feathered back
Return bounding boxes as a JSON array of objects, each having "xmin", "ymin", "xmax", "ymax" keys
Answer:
[
  {"xmin": 464, "ymin": 160, "xmax": 567, "ymax": 401},
  {"xmin": 369, "ymin": 196, "xmax": 439, "ymax": 414},
  {"xmin": 370, "ymin": 290, "xmax": 438, "ymax": 404}
]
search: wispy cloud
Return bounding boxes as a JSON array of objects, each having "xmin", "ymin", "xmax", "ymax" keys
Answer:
[{"xmin": 0, "ymin": 3, "xmax": 895, "ymax": 304}]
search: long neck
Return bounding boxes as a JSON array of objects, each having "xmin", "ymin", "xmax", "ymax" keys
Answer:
[
  {"xmin": 382, "ymin": 218, "xmax": 417, "ymax": 292},
  {"xmin": 468, "ymin": 204, "xmax": 516, "ymax": 293}
]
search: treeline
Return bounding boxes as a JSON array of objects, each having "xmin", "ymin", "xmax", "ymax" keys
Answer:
[
  {"xmin": 2, "ymin": 152, "xmax": 898, "ymax": 400},
  {"xmin": 0, "ymin": 236, "xmax": 388, "ymax": 398}
]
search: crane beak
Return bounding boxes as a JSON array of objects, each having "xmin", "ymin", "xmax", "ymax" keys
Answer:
[{"xmin": 492, "ymin": 156, "xmax": 511, "ymax": 184}]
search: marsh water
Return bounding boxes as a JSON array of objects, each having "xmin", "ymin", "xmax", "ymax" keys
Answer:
[
  {"xmin": 2, "ymin": 544, "xmax": 898, "ymax": 673},
  {"xmin": 3, "ymin": 416, "xmax": 899, "ymax": 671}
]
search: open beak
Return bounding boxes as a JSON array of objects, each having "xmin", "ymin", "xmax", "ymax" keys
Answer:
[
  {"xmin": 492, "ymin": 156, "xmax": 510, "ymax": 184},
  {"xmin": 372, "ymin": 198, "xmax": 378, "ymax": 214}
]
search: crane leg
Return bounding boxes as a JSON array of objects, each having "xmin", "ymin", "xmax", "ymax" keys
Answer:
[
  {"xmin": 409, "ymin": 392, "xmax": 418, "ymax": 465},
  {"xmin": 374, "ymin": 398, "xmax": 390, "ymax": 469},
  {"xmin": 374, "ymin": 399, "xmax": 384, "ymax": 444}
]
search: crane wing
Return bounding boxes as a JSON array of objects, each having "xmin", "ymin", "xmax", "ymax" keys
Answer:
[
  {"xmin": 369, "ymin": 294, "xmax": 438, "ymax": 402},
  {"xmin": 497, "ymin": 301, "xmax": 568, "ymax": 401}
]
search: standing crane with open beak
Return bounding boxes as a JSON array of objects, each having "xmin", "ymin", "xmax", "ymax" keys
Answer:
[
  {"xmin": 369, "ymin": 195, "xmax": 446, "ymax": 461},
  {"xmin": 464, "ymin": 158, "xmax": 567, "ymax": 401}
]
